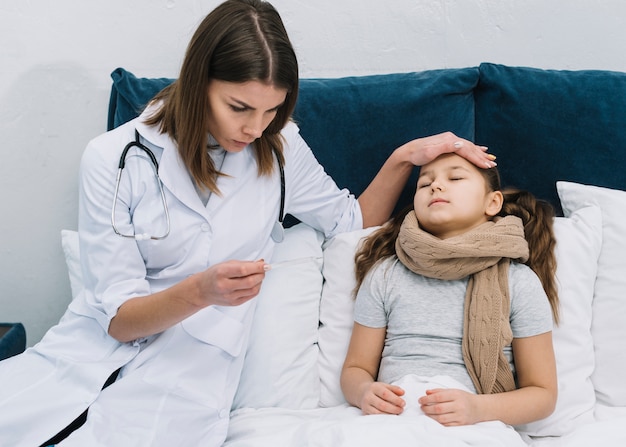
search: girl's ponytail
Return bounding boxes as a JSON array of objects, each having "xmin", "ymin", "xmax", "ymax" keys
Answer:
[{"xmin": 501, "ymin": 188, "xmax": 559, "ymax": 324}]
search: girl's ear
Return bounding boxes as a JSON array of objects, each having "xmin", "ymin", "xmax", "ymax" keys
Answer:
[{"xmin": 485, "ymin": 190, "xmax": 504, "ymax": 217}]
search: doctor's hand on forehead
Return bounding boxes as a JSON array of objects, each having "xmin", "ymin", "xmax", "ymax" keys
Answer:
[{"xmin": 400, "ymin": 132, "xmax": 497, "ymax": 170}]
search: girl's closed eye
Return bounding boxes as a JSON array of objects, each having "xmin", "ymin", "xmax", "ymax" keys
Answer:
[{"xmin": 417, "ymin": 174, "xmax": 434, "ymax": 189}]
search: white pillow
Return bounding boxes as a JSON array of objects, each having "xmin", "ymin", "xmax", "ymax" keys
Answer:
[
  {"xmin": 318, "ymin": 226, "xmax": 379, "ymax": 407},
  {"xmin": 557, "ymin": 181, "xmax": 626, "ymax": 407},
  {"xmin": 517, "ymin": 205, "xmax": 602, "ymax": 437},
  {"xmin": 232, "ymin": 223, "xmax": 325, "ymax": 410},
  {"xmin": 61, "ymin": 229, "xmax": 82, "ymax": 299}
]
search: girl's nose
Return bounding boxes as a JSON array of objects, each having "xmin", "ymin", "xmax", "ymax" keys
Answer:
[{"xmin": 430, "ymin": 179, "xmax": 445, "ymax": 192}]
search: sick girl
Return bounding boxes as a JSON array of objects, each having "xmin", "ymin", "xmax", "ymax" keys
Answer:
[{"xmin": 341, "ymin": 153, "xmax": 558, "ymax": 428}]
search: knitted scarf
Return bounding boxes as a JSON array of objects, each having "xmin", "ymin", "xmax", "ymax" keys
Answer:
[{"xmin": 395, "ymin": 212, "xmax": 529, "ymax": 394}]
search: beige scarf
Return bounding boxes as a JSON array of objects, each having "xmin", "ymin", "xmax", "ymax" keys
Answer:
[{"xmin": 395, "ymin": 212, "xmax": 529, "ymax": 394}]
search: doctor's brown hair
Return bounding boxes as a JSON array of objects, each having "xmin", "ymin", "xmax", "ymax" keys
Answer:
[
  {"xmin": 354, "ymin": 165, "xmax": 560, "ymax": 324},
  {"xmin": 145, "ymin": 0, "xmax": 298, "ymax": 194}
]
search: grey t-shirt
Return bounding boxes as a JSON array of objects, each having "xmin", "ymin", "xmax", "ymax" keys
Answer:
[{"xmin": 354, "ymin": 257, "xmax": 553, "ymax": 393}]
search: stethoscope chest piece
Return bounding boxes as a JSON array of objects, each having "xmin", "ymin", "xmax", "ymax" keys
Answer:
[
  {"xmin": 271, "ymin": 221, "xmax": 285, "ymax": 243},
  {"xmin": 272, "ymin": 148, "xmax": 286, "ymax": 243}
]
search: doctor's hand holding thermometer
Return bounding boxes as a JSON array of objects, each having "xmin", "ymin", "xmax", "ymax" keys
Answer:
[{"xmin": 108, "ymin": 259, "xmax": 268, "ymax": 343}]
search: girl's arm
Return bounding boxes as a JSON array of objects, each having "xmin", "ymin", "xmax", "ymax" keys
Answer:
[
  {"xmin": 419, "ymin": 332, "xmax": 557, "ymax": 426},
  {"xmin": 340, "ymin": 322, "xmax": 406, "ymax": 415},
  {"xmin": 358, "ymin": 132, "xmax": 495, "ymax": 228}
]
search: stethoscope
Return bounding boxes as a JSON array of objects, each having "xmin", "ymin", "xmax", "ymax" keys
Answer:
[{"xmin": 111, "ymin": 129, "xmax": 286, "ymax": 243}]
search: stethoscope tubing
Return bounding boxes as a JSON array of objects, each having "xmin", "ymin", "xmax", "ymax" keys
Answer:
[
  {"xmin": 111, "ymin": 130, "xmax": 171, "ymax": 241},
  {"xmin": 111, "ymin": 129, "xmax": 285, "ymax": 242}
]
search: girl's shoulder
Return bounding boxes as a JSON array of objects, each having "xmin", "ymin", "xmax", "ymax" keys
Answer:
[
  {"xmin": 508, "ymin": 261, "xmax": 547, "ymax": 300},
  {"xmin": 508, "ymin": 261, "xmax": 539, "ymax": 280},
  {"xmin": 366, "ymin": 256, "xmax": 404, "ymax": 282}
]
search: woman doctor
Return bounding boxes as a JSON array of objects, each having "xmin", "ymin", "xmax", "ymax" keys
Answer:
[{"xmin": 0, "ymin": 1, "xmax": 495, "ymax": 446}]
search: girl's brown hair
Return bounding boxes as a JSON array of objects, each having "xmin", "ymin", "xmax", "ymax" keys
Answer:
[
  {"xmin": 145, "ymin": 0, "xmax": 299, "ymax": 193},
  {"xmin": 354, "ymin": 164, "xmax": 560, "ymax": 324}
]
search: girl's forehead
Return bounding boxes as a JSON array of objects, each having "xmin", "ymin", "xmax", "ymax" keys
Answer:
[{"xmin": 420, "ymin": 153, "xmax": 475, "ymax": 175}]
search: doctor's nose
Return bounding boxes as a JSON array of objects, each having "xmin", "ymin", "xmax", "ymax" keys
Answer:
[{"xmin": 243, "ymin": 118, "xmax": 264, "ymax": 139}]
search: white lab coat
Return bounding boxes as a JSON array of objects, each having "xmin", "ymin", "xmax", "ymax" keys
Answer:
[{"xmin": 0, "ymin": 108, "xmax": 362, "ymax": 447}]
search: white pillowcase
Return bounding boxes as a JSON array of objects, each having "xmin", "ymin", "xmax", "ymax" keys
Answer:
[
  {"xmin": 557, "ymin": 181, "xmax": 626, "ymax": 407},
  {"xmin": 232, "ymin": 223, "xmax": 325, "ymax": 410},
  {"xmin": 517, "ymin": 205, "xmax": 602, "ymax": 437},
  {"xmin": 318, "ymin": 226, "xmax": 379, "ymax": 407}
]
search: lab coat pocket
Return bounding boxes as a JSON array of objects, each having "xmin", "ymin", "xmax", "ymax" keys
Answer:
[{"xmin": 181, "ymin": 306, "xmax": 245, "ymax": 357}]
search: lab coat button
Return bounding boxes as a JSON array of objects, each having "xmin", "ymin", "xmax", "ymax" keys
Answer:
[
  {"xmin": 201, "ymin": 223, "xmax": 210, "ymax": 232},
  {"xmin": 219, "ymin": 408, "xmax": 228, "ymax": 419}
]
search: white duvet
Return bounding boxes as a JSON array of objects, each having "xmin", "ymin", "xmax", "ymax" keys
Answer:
[
  {"xmin": 224, "ymin": 375, "xmax": 528, "ymax": 447},
  {"xmin": 225, "ymin": 406, "xmax": 626, "ymax": 447},
  {"xmin": 225, "ymin": 374, "xmax": 626, "ymax": 446},
  {"xmin": 224, "ymin": 405, "xmax": 527, "ymax": 447}
]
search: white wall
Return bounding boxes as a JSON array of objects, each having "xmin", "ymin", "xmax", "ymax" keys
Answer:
[{"xmin": 2, "ymin": 0, "xmax": 625, "ymax": 345}]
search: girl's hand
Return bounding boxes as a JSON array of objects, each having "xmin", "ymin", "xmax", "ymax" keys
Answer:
[
  {"xmin": 402, "ymin": 132, "xmax": 496, "ymax": 169},
  {"xmin": 195, "ymin": 259, "xmax": 267, "ymax": 307},
  {"xmin": 359, "ymin": 382, "xmax": 406, "ymax": 415},
  {"xmin": 419, "ymin": 388, "xmax": 480, "ymax": 426}
]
